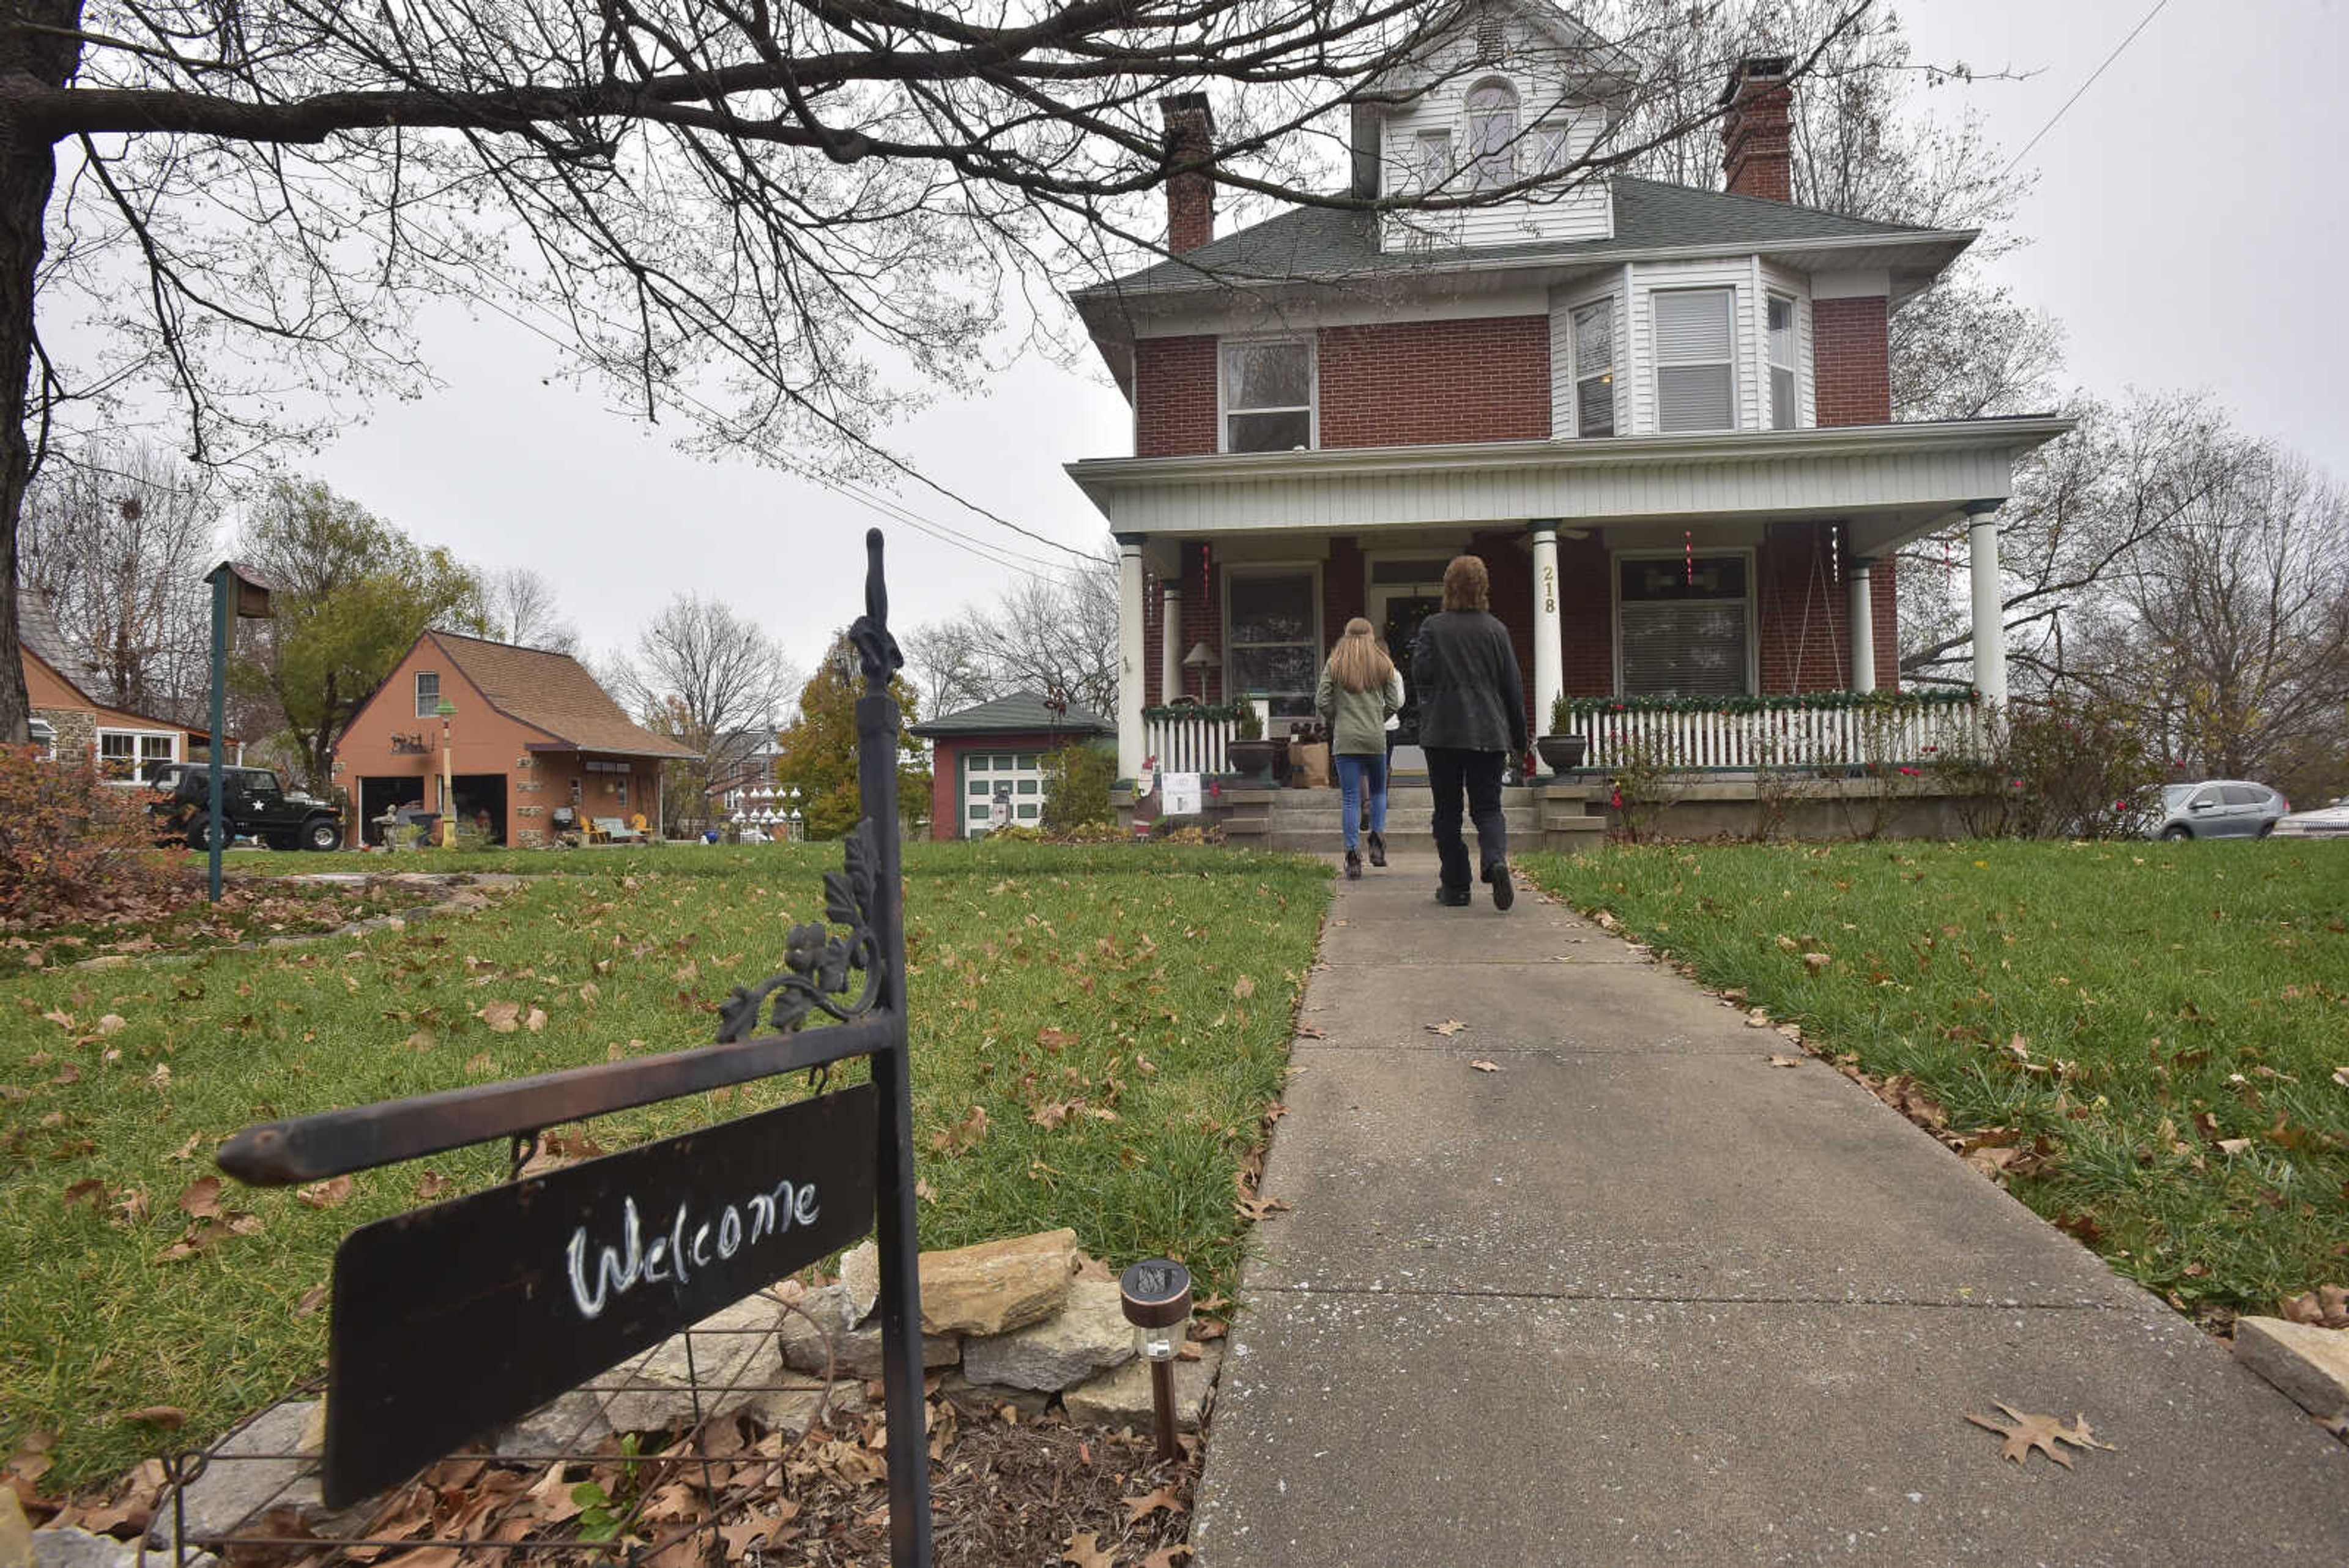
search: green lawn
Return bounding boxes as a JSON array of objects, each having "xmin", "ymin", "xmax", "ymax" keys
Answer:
[
  {"xmin": 1520, "ymin": 839, "xmax": 2349, "ymax": 1323},
  {"xmin": 2, "ymin": 842, "xmax": 1328, "ymax": 1488}
]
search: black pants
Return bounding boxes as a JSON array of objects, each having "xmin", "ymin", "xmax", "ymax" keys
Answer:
[{"xmin": 1425, "ymin": 746, "xmax": 1507, "ymax": 891}]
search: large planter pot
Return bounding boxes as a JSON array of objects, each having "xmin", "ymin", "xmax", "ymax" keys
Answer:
[
  {"xmin": 1536, "ymin": 734, "xmax": 1589, "ymax": 774},
  {"xmin": 1226, "ymin": 738, "xmax": 1282, "ymax": 782}
]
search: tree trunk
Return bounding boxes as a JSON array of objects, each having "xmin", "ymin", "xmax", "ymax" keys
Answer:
[{"xmin": 0, "ymin": 4, "xmax": 82, "ymax": 744}]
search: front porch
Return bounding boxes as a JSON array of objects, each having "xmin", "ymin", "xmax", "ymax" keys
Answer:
[{"xmin": 1080, "ymin": 422, "xmax": 2068, "ymax": 792}]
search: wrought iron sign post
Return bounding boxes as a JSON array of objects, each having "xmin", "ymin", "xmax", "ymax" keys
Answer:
[{"xmin": 212, "ymin": 530, "xmax": 933, "ymax": 1565}]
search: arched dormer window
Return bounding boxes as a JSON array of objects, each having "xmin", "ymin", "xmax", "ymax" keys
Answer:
[{"xmin": 1465, "ymin": 80, "xmax": 1518, "ymax": 190}]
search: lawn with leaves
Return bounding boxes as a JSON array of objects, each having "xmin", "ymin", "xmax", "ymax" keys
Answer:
[
  {"xmin": 1, "ymin": 842, "xmax": 1327, "ymax": 1488},
  {"xmin": 1520, "ymin": 839, "xmax": 2349, "ymax": 1322}
]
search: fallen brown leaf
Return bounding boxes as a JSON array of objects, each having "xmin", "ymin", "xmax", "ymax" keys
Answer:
[
  {"xmin": 295, "ymin": 1283, "xmax": 329, "ymax": 1317},
  {"xmin": 478, "ymin": 1000, "xmax": 522, "ymax": 1033},
  {"xmin": 1468, "ymin": 1059, "xmax": 1501, "ymax": 1074},
  {"xmin": 1122, "ymin": 1484, "xmax": 1184, "ymax": 1523},
  {"xmin": 1964, "ymin": 1403, "xmax": 2112, "ymax": 1469},
  {"xmin": 296, "ymin": 1175, "xmax": 354, "ymax": 1210},
  {"xmin": 1425, "ymin": 1019, "xmax": 1468, "ymax": 1037},
  {"xmin": 176, "ymin": 1176, "xmax": 222, "ymax": 1219},
  {"xmin": 121, "ymin": 1406, "xmax": 187, "ymax": 1429},
  {"xmin": 1767, "ymin": 1055, "xmax": 1801, "ymax": 1069},
  {"xmin": 1061, "ymin": 1530, "xmax": 1115, "ymax": 1568},
  {"xmin": 1231, "ymin": 975, "xmax": 1256, "ymax": 1001}
]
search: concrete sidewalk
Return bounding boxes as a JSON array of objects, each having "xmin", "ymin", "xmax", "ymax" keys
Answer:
[{"xmin": 1191, "ymin": 853, "xmax": 2346, "ymax": 1565}]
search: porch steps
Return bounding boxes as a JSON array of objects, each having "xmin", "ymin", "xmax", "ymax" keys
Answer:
[{"xmin": 1222, "ymin": 782, "xmax": 1609, "ymax": 856}]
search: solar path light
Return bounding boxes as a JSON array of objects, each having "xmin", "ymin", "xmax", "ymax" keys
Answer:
[{"xmin": 1119, "ymin": 1258, "xmax": 1193, "ymax": 1460}]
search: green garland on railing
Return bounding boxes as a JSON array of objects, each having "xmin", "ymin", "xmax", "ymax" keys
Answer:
[
  {"xmin": 1142, "ymin": 702, "xmax": 1248, "ymax": 723},
  {"xmin": 1556, "ymin": 688, "xmax": 1980, "ymax": 722}
]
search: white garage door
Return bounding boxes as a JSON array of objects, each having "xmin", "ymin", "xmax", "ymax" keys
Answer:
[{"xmin": 963, "ymin": 750, "xmax": 1044, "ymax": 838}]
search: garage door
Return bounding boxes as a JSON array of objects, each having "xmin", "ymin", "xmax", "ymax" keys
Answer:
[{"xmin": 963, "ymin": 750, "xmax": 1044, "ymax": 838}]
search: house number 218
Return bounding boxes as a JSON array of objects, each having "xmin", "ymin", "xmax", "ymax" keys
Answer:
[{"xmin": 1542, "ymin": 564, "xmax": 1556, "ymax": 615}]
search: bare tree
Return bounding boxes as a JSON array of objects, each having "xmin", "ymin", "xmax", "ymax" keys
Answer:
[
  {"xmin": 474, "ymin": 567, "xmax": 580, "ymax": 655},
  {"xmin": 908, "ymin": 551, "xmax": 1121, "ymax": 720},
  {"xmin": 0, "ymin": 1, "xmax": 1872, "ymax": 742},
  {"xmin": 17, "ymin": 438, "xmax": 218, "ymax": 718},
  {"xmin": 617, "ymin": 593, "xmax": 801, "ymax": 830}
]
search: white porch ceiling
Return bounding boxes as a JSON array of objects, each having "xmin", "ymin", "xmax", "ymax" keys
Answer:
[{"xmin": 1067, "ymin": 418, "xmax": 2071, "ymax": 560}]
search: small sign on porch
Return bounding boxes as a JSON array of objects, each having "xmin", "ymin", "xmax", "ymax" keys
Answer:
[{"xmin": 1160, "ymin": 772, "xmax": 1203, "ymax": 816}]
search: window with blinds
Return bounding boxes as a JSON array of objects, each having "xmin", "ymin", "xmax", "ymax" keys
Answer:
[
  {"xmin": 1573, "ymin": 299, "xmax": 1614, "ymax": 437},
  {"xmin": 1222, "ymin": 340, "xmax": 1313, "ymax": 452},
  {"xmin": 1617, "ymin": 555, "xmax": 1750, "ymax": 696},
  {"xmin": 1768, "ymin": 295, "xmax": 1798, "ymax": 429},
  {"xmin": 1652, "ymin": 288, "xmax": 1735, "ymax": 433}
]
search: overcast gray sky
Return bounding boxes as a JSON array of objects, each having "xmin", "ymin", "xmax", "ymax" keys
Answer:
[{"xmin": 312, "ymin": 0, "xmax": 2344, "ymax": 683}]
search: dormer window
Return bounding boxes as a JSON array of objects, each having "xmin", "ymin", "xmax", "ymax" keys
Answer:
[
  {"xmin": 1466, "ymin": 81, "xmax": 1518, "ymax": 190},
  {"xmin": 1654, "ymin": 288, "xmax": 1737, "ymax": 433},
  {"xmin": 1534, "ymin": 122, "xmax": 1572, "ymax": 178},
  {"xmin": 1222, "ymin": 339, "xmax": 1314, "ymax": 452},
  {"xmin": 1415, "ymin": 130, "xmax": 1453, "ymax": 193}
]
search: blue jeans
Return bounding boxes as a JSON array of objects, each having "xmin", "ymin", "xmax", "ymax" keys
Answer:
[{"xmin": 1335, "ymin": 753, "xmax": 1388, "ymax": 852}]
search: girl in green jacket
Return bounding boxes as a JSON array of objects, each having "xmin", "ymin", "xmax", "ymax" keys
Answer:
[{"xmin": 1316, "ymin": 617, "xmax": 1404, "ymax": 879}]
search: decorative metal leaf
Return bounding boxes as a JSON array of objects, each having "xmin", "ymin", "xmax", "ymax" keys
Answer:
[{"xmin": 711, "ymin": 822, "xmax": 887, "ymax": 1044}]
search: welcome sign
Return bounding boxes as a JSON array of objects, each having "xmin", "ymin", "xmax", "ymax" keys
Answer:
[{"xmin": 322, "ymin": 1085, "xmax": 877, "ymax": 1506}]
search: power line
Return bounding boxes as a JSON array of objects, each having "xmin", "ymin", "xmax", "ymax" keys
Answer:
[{"xmin": 1999, "ymin": 0, "xmax": 2174, "ymax": 179}]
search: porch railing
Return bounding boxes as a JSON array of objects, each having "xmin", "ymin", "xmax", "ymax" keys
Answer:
[
  {"xmin": 1556, "ymin": 693, "xmax": 1987, "ymax": 773},
  {"xmin": 1144, "ymin": 704, "xmax": 1236, "ymax": 776}
]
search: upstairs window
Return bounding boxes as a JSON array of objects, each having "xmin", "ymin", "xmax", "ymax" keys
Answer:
[
  {"xmin": 1222, "ymin": 340, "xmax": 1313, "ymax": 452},
  {"xmin": 1618, "ymin": 555, "xmax": 1751, "ymax": 697},
  {"xmin": 1653, "ymin": 288, "xmax": 1736, "ymax": 433},
  {"xmin": 1465, "ymin": 81, "xmax": 1518, "ymax": 190},
  {"xmin": 1768, "ymin": 295, "xmax": 1799, "ymax": 429},
  {"xmin": 1572, "ymin": 300, "xmax": 1615, "ymax": 437},
  {"xmin": 415, "ymin": 670, "xmax": 441, "ymax": 717},
  {"xmin": 1414, "ymin": 130, "xmax": 1453, "ymax": 193},
  {"xmin": 1534, "ymin": 122, "xmax": 1572, "ymax": 178}
]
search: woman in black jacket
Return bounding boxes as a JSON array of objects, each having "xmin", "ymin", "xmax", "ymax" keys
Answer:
[{"xmin": 1409, "ymin": 554, "xmax": 1529, "ymax": 910}]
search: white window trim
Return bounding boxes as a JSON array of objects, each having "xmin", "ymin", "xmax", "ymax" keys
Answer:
[
  {"xmin": 1609, "ymin": 546, "xmax": 1759, "ymax": 699},
  {"xmin": 1220, "ymin": 559, "xmax": 1324, "ymax": 726},
  {"xmin": 1767, "ymin": 292, "xmax": 1802, "ymax": 431},
  {"xmin": 27, "ymin": 716, "xmax": 56, "ymax": 761},
  {"xmin": 1532, "ymin": 121, "xmax": 1572, "ymax": 178},
  {"xmin": 1414, "ymin": 130, "xmax": 1453, "ymax": 194},
  {"xmin": 415, "ymin": 670, "xmax": 442, "ymax": 718},
  {"xmin": 1216, "ymin": 336, "xmax": 1318, "ymax": 455},
  {"xmin": 1650, "ymin": 286, "xmax": 1740, "ymax": 435},
  {"xmin": 1568, "ymin": 294, "xmax": 1617, "ymax": 439},
  {"xmin": 1464, "ymin": 78, "xmax": 1520, "ymax": 191},
  {"xmin": 95, "ymin": 727, "xmax": 181, "ymax": 785}
]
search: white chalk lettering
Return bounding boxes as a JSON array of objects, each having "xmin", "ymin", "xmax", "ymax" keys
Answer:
[{"xmin": 562, "ymin": 1178, "xmax": 822, "ymax": 1321}]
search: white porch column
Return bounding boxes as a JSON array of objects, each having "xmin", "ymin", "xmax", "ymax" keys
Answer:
[
  {"xmin": 1847, "ymin": 559, "xmax": 1877, "ymax": 694},
  {"xmin": 1529, "ymin": 521, "xmax": 1563, "ymax": 759},
  {"xmin": 1965, "ymin": 502, "xmax": 2007, "ymax": 710},
  {"xmin": 1116, "ymin": 535, "xmax": 1148, "ymax": 779},
  {"xmin": 1160, "ymin": 584, "xmax": 1184, "ymax": 705}
]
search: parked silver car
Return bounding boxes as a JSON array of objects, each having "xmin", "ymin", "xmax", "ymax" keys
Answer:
[{"xmin": 2150, "ymin": 780, "xmax": 2290, "ymax": 840}]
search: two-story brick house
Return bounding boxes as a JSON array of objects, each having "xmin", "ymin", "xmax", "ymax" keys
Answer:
[{"xmin": 1066, "ymin": 1, "xmax": 2067, "ymax": 789}]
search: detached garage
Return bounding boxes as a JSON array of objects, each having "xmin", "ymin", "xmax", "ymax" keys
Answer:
[{"xmin": 908, "ymin": 694, "xmax": 1113, "ymax": 841}]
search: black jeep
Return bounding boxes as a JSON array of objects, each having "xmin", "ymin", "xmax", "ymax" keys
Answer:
[{"xmin": 146, "ymin": 763, "xmax": 346, "ymax": 852}]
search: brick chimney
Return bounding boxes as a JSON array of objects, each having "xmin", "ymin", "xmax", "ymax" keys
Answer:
[
  {"xmin": 1721, "ymin": 57, "xmax": 1793, "ymax": 203},
  {"xmin": 1160, "ymin": 93, "xmax": 1215, "ymax": 255}
]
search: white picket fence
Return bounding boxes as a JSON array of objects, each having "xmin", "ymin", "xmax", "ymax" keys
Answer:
[
  {"xmin": 1145, "ymin": 709, "xmax": 1234, "ymax": 776},
  {"xmin": 1558, "ymin": 700, "xmax": 1988, "ymax": 772}
]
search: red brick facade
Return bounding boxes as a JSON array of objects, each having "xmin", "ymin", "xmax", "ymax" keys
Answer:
[
  {"xmin": 1318, "ymin": 318, "xmax": 1549, "ymax": 448},
  {"xmin": 1812, "ymin": 297, "xmax": 1892, "ymax": 426},
  {"xmin": 1755, "ymin": 522, "xmax": 1855, "ymax": 693},
  {"xmin": 1721, "ymin": 65, "xmax": 1794, "ymax": 204},
  {"xmin": 1557, "ymin": 534, "xmax": 1615, "ymax": 702},
  {"xmin": 1134, "ymin": 336, "xmax": 1219, "ymax": 457}
]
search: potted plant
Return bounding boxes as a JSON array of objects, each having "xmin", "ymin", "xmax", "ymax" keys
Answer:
[
  {"xmin": 1226, "ymin": 697, "xmax": 1282, "ymax": 783},
  {"xmin": 1536, "ymin": 694, "xmax": 1590, "ymax": 775}
]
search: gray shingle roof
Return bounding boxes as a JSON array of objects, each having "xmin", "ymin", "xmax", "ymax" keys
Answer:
[
  {"xmin": 1077, "ymin": 177, "xmax": 1965, "ymax": 298},
  {"xmin": 908, "ymin": 693, "xmax": 1115, "ymax": 739}
]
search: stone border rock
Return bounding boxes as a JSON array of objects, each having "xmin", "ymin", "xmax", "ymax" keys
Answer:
[{"xmin": 2232, "ymin": 1317, "xmax": 2349, "ymax": 1438}]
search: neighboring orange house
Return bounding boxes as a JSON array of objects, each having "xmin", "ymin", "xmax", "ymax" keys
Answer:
[
  {"xmin": 339, "ymin": 631, "xmax": 694, "ymax": 847},
  {"xmin": 20, "ymin": 591, "xmax": 217, "ymax": 778}
]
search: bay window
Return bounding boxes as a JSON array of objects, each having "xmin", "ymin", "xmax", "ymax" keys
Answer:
[
  {"xmin": 1768, "ymin": 295, "xmax": 1799, "ymax": 429},
  {"xmin": 1653, "ymin": 288, "xmax": 1736, "ymax": 433},
  {"xmin": 1572, "ymin": 299, "xmax": 1615, "ymax": 437},
  {"xmin": 1617, "ymin": 555, "xmax": 1751, "ymax": 697},
  {"xmin": 1225, "ymin": 569, "xmax": 1320, "ymax": 719},
  {"xmin": 1221, "ymin": 340, "xmax": 1313, "ymax": 453}
]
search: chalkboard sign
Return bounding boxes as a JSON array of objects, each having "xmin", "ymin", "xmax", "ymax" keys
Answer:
[{"xmin": 322, "ymin": 1085, "xmax": 877, "ymax": 1507}]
